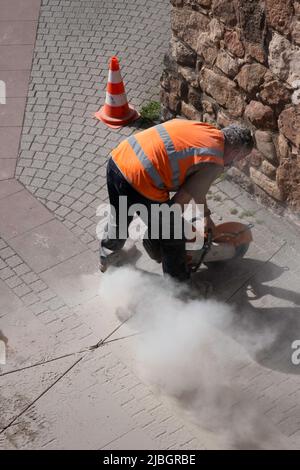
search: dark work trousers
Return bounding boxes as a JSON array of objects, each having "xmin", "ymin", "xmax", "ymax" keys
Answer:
[{"xmin": 100, "ymin": 157, "xmax": 190, "ymax": 281}]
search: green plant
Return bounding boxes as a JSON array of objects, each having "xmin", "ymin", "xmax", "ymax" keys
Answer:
[
  {"xmin": 240, "ymin": 210, "xmax": 256, "ymax": 219},
  {"xmin": 230, "ymin": 208, "xmax": 238, "ymax": 215},
  {"xmin": 140, "ymin": 101, "xmax": 161, "ymax": 122},
  {"xmin": 213, "ymin": 194, "xmax": 222, "ymax": 202}
]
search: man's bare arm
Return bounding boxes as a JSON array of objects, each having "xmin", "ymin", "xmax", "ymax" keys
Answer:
[
  {"xmin": 171, "ymin": 163, "xmax": 223, "ymax": 233},
  {"xmin": 172, "ymin": 163, "xmax": 223, "ymax": 208}
]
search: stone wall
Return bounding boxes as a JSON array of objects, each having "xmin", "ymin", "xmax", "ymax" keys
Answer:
[{"xmin": 161, "ymin": 0, "xmax": 300, "ymax": 214}]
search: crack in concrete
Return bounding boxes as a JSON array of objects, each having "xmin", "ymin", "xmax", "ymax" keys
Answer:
[
  {"xmin": 0, "ymin": 355, "xmax": 83, "ymax": 434},
  {"xmin": 0, "ymin": 332, "xmax": 139, "ymax": 378}
]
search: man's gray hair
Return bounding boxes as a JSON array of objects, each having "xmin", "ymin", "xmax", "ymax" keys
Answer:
[{"xmin": 222, "ymin": 124, "xmax": 254, "ymax": 151}]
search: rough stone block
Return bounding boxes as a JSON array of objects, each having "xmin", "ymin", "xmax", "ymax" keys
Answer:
[
  {"xmin": 171, "ymin": 7, "xmax": 209, "ymax": 51},
  {"xmin": 181, "ymin": 101, "xmax": 202, "ymax": 120},
  {"xmin": 245, "ymin": 101, "xmax": 276, "ymax": 130},
  {"xmin": 255, "ymin": 130, "xmax": 278, "ymax": 163},
  {"xmin": 236, "ymin": 63, "xmax": 267, "ymax": 94},
  {"xmin": 278, "ymin": 105, "xmax": 300, "ymax": 148},
  {"xmin": 250, "ymin": 167, "xmax": 284, "ymax": 201},
  {"xmin": 199, "ymin": 67, "xmax": 245, "ymax": 117},
  {"xmin": 170, "ymin": 37, "xmax": 196, "ymax": 67},
  {"xmin": 197, "ymin": 32, "xmax": 218, "ymax": 64},
  {"xmin": 212, "ymin": 0, "xmax": 237, "ymax": 26},
  {"xmin": 224, "ymin": 30, "xmax": 245, "ymax": 58},
  {"xmin": 216, "ymin": 50, "xmax": 239, "ymax": 78},
  {"xmin": 260, "ymin": 80, "xmax": 291, "ymax": 107},
  {"xmin": 265, "ymin": 0, "xmax": 293, "ymax": 35},
  {"xmin": 261, "ymin": 160, "xmax": 277, "ymax": 179}
]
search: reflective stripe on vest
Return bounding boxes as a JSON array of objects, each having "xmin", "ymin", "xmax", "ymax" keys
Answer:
[{"xmin": 127, "ymin": 135, "xmax": 165, "ymax": 189}]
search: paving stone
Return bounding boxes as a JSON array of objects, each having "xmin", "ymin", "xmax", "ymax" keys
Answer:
[
  {"xmin": 0, "ymin": 190, "xmax": 53, "ymax": 240},
  {"xmin": 21, "ymin": 272, "xmax": 39, "ymax": 284},
  {"xmin": 6, "ymin": 254, "xmax": 23, "ymax": 268},
  {"xmin": 13, "ymin": 263, "xmax": 31, "ymax": 276},
  {"xmin": 0, "ymin": 246, "xmax": 15, "ymax": 259},
  {"xmin": 0, "ymin": 266, "xmax": 15, "ymax": 280},
  {"xmin": 13, "ymin": 283, "xmax": 32, "ymax": 297},
  {"xmin": 29, "ymin": 279, "xmax": 48, "ymax": 293},
  {"xmin": 5, "ymin": 274, "xmax": 23, "ymax": 289}
]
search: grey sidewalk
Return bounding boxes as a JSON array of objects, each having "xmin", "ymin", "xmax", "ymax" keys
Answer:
[{"xmin": 1, "ymin": 0, "xmax": 300, "ymax": 451}]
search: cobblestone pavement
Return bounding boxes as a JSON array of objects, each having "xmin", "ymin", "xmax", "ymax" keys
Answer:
[
  {"xmin": 1, "ymin": 0, "xmax": 300, "ymax": 451},
  {"xmin": 16, "ymin": 0, "xmax": 170, "ymax": 252}
]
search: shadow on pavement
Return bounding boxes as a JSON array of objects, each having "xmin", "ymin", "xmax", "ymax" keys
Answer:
[{"xmin": 197, "ymin": 258, "xmax": 300, "ymax": 375}]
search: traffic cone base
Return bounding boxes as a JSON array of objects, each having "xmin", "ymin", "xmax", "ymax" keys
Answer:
[
  {"xmin": 95, "ymin": 56, "xmax": 140, "ymax": 128},
  {"xmin": 95, "ymin": 104, "xmax": 139, "ymax": 129}
]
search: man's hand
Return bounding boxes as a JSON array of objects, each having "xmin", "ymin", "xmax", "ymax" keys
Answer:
[{"xmin": 204, "ymin": 215, "xmax": 216, "ymax": 234}]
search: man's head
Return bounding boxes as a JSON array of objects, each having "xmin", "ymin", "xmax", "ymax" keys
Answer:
[{"xmin": 222, "ymin": 124, "xmax": 254, "ymax": 167}]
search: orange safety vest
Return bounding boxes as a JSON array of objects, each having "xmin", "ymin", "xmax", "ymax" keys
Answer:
[{"xmin": 111, "ymin": 119, "xmax": 224, "ymax": 202}]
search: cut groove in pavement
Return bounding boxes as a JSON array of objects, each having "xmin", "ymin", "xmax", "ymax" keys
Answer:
[{"xmin": 0, "ymin": 354, "xmax": 84, "ymax": 434}]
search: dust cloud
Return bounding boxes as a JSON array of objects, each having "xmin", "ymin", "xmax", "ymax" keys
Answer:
[{"xmin": 99, "ymin": 266, "xmax": 285, "ymax": 449}]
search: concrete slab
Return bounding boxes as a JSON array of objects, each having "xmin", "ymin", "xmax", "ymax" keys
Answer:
[
  {"xmin": 0, "ymin": 21, "xmax": 38, "ymax": 45},
  {"xmin": 1, "ymin": 349, "xmax": 136, "ymax": 449},
  {"xmin": 0, "ymin": 345, "xmax": 210, "ymax": 450},
  {"xmin": 0, "ymin": 0, "xmax": 41, "ymax": 21},
  {"xmin": 0, "ymin": 127, "xmax": 22, "ymax": 158},
  {"xmin": 0, "ymin": 179, "xmax": 23, "ymax": 200},
  {"xmin": 0, "ymin": 189, "xmax": 53, "ymax": 240},
  {"xmin": 0, "ymin": 70, "xmax": 30, "ymax": 98},
  {"xmin": 0, "ymin": 306, "xmax": 59, "ymax": 373},
  {"xmin": 0, "ymin": 279, "xmax": 22, "ymax": 315},
  {"xmin": 9, "ymin": 219, "xmax": 86, "ymax": 273},
  {"xmin": 0, "ymin": 98, "xmax": 26, "ymax": 126},
  {"xmin": 0, "ymin": 158, "xmax": 16, "ymax": 180},
  {"xmin": 40, "ymin": 250, "xmax": 100, "ymax": 307},
  {"xmin": 0, "ymin": 45, "xmax": 33, "ymax": 70}
]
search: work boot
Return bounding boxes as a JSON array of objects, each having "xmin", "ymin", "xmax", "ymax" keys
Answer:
[{"xmin": 99, "ymin": 239, "xmax": 139, "ymax": 273}]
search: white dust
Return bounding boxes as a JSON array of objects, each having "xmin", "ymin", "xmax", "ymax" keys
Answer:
[{"xmin": 99, "ymin": 266, "xmax": 285, "ymax": 449}]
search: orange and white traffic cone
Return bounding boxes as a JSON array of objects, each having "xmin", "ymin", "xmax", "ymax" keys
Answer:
[{"xmin": 95, "ymin": 56, "xmax": 139, "ymax": 128}]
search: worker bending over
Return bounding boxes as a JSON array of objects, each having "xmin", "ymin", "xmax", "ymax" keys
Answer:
[{"xmin": 99, "ymin": 119, "xmax": 254, "ymax": 281}]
